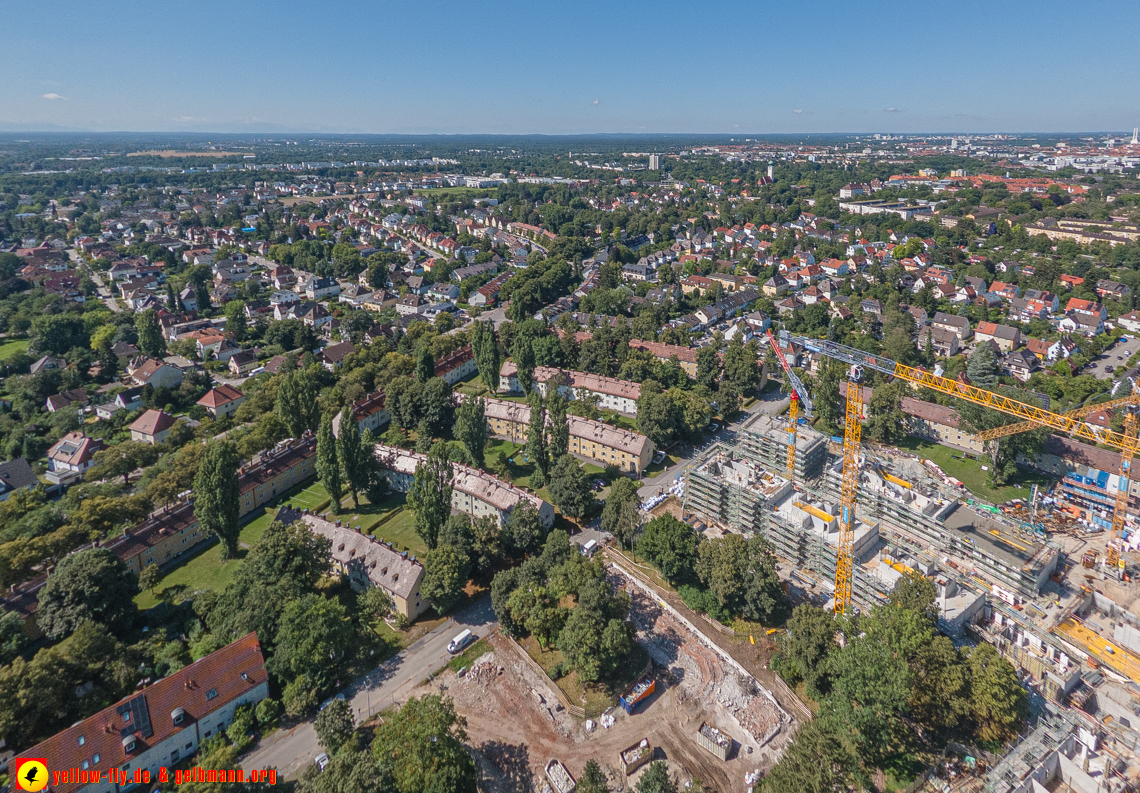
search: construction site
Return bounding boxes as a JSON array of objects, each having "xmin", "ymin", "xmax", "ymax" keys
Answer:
[
  {"xmin": 415, "ymin": 570, "xmax": 794, "ymax": 793},
  {"xmin": 671, "ymin": 333, "xmax": 1140, "ymax": 791}
]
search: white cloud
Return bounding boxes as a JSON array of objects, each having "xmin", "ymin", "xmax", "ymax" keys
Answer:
[
  {"xmin": 884, "ymin": 107, "xmax": 899, "ymax": 113},
  {"xmin": 42, "ymin": 93, "xmax": 66, "ymax": 100},
  {"xmin": 793, "ymin": 108, "xmax": 804, "ymax": 114},
  {"xmin": 592, "ymin": 99, "xmax": 599, "ymax": 105}
]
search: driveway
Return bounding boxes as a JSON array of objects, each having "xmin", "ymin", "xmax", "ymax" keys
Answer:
[
  {"xmin": 1086, "ymin": 335, "xmax": 1140, "ymax": 380},
  {"xmin": 241, "ymin": 597, "xmax": 497, "ymax": 778}
]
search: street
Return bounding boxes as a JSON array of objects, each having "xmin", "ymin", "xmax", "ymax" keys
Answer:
[{"xmin": 242, "ymin": 597, "xmax": 497, "ymax": 777}]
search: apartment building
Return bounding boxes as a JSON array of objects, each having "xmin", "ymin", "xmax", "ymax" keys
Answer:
[
  {"xmin": 276, "ymin": 507, "xmax": 427, "ymax": 620},
  {"xmin": 498, "ymin": 363, "xmax": 641, "ymax": 415},
  {"xmin": 480, "ymin": 396, "xmax": 654, "ymax": 473},
  {"xmin": 737, "ymin": 414, "xmax": 829, "ymax": 481},
  {"xmin": 331, "ymin": 390, "xmax": 390, "ymax": 438},
  {"xmin": 373, "ymin": 444, "xmax": 555, "ymax": 528},
  {"xmin": 627, "ymin": 339, "xmax": 700, "ymax": 378},
  {"xmin": 433, "ymin": 344, "xmax": 478, "ymax": 385},
  {"xmin": 27, "ymin": 634, "xmax": 269, "ymax": 793}
]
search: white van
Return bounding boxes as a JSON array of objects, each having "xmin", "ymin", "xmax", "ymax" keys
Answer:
[
  {"xmin": 581, "ymin": 539, "xmax": 598, "ymax": 557},
  {"xmin": 448, "ymin": 629, "xmax": 474, "ymax": 654}
]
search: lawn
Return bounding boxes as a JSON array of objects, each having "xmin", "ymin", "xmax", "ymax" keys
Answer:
[
  {"xmin": 366, "ymin": 505, "xmax": 427, "ymax": 557},
  {"xmin": 135, "ymin": 542, "xmax": 246, "ymax": 609},
  {"xmin": 895, "ymin": 436, "xmax": 1053, "ymax": 504},
  {"xmin": 0, "ymin": 338, "xmax": 29, "ymax": 361}
]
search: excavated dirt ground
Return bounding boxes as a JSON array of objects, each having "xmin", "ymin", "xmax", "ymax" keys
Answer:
[{"xmin": 416, "ymin": 580, "xmax": 793, "ymax": 792}]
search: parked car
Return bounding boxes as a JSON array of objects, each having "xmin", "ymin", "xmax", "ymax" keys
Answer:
[
  {"xmin": 448, "ymin": 629, "xmax": 475, "ymax": 654},
  {"xmin": 319, "ymin": 693, "xmax": 346, "ymax": 711},
  {"xmin": 315, "ymin": 753, "xmax": 330, "ymax": 771}
]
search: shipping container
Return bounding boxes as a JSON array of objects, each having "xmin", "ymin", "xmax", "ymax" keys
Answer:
[
  {"xmin": 619, "ymin": 740, "xmax": 654, "ymax": 776},
  {"xmin": 694, "ymin": 722, "xmax": 732, "ymax": 761},
  {"xmin": 620, "ymin": 678, "xmax": 655, "ymax": 714}
]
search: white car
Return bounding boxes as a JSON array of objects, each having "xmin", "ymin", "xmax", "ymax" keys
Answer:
[{"xmin": 315, "ymin": 753, "xmax": 330, "ymax": 771}]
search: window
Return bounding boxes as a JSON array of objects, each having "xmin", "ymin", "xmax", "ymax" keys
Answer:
[
  {"xmin": 93, "ymin": 755, "xmax": 100, "ymax": 765},
  {"xmin": 171, "ymin": 751, "xmax": 179, "ymax": 762},
  {"xmin": 78, "ymin": 736, "xmax": 86, "ymax": 746},
  {"xmin": 82, "ymin": 761, "xmax": 89, "ymax": 770},
  {"xmin": 185, "ymin": 743, "xmax": 192, "ymax": 750},
  {"xmin": 206, "ymin": 688, "xmax": 218, "ymax": 700},
  {"xmin": 123, "ymin": 711, "xmax": 132, "ymax": 724}
]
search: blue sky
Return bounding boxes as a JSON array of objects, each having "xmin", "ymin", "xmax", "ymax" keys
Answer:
[{"xmin": 2, "ymin": 0, "xmax": 1138, "ymax": 134}]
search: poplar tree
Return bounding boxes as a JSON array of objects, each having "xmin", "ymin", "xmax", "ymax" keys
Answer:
[
  {"xmin": 193, "ymin": 440, "xmax": 241, "ymax": 559},
  {"xmin": 546, "ymin": 388, "xmax": 569, "ymax": 462},
  {"xmin": 317, "ymin": 413, "xmax": 343, "ymax": 513},
  {"xmin": 454, "ymin": 397, "xmax": 487, "ymax": 467},
  {"xmin": 408, "ymin": 443, "xmax": 454, "ymax": 550},
  {"xmin": 526, "ymin": 390, "xmax": 548, "ymax": 487},
  {"xmin": 135, "ymin": 309, "xmax": 166, "ymax": 358},
  {"xmin": 337, "ymin": 408, "xmax": 370, "ymax": 509},
  {"xmin": 470, "ymin": 320, "xmax": 500, "ymax": 390}
]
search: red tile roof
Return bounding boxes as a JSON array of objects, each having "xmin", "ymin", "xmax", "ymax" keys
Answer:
[
  {"xmin": 129, "ymin": 409, "xmax": 177, "ymax": 437},
  {"xmin": 26, "ymin": 634, "xmax": 267, "ymax": 793}
]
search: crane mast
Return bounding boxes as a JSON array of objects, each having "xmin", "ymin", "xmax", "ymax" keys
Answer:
[
  {"xmin": 1108, "ymin": 406, "xmax": 1139, "ymax": 576},
  {"xmin": 836, "ymin": 365, "xmax": 864, "ymax": 614}
]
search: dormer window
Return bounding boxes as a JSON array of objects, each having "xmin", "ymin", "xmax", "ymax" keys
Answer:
[
  {"xmin": 123, "ymin": 736, "xmax": 137, "ymax": 754},
  {"xmin": 206, "ymin": 688, "xmax": 218, "ymax": 700},
  {"xmin": 171, "ymin": 707, "xmax": 185, "ymax": 726}
]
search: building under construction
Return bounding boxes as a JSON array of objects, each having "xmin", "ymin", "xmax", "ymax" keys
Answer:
[
  {"xmin": 685, "ymin": 451, "xmax": 794, "ymax": 536},
  {"xmin": 737, "ymin": 415, "xmax": 829, "ymax": 481}
]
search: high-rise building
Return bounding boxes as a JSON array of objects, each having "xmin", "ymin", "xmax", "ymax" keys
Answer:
[
  {"xmin": 648, "ymin": 153, "xmax": 661, "ymax": 170},
  {"xmin": 1133, "ymin": 127, "xmax": 1139, "ymax": 145}
]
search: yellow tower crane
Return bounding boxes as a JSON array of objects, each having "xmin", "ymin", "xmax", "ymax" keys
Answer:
[
  {"xmin": 1107, "ymin": 405, "xmax": 1140, "ymax": 576},
  {"xmin": 780, "ymin": 331, "xmax": 1140, "ymax": 613}
]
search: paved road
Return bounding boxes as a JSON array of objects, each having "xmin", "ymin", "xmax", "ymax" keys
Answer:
[
  {"xmin": 242, "ymin": 597, "xmax": 497, "ymax": 777},
  {"xmin": 1087, "ymin": 335, "xmax": 1140, "ymax": 380},
  {"xmin": 86, "ymin": 270, "xmax": 122, "ymax": 313}
]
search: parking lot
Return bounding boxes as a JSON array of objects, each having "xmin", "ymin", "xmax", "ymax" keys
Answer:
[{"xmin": 1086, "ymin": 334, "xmax": 1140, "ymax": 380}]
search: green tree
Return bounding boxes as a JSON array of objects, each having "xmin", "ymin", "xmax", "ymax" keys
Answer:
[
  {"xmin": 360, "ymin": 586, "xmax": 393, "ymax": 622},
  {"xmin": 722, "ymin": 337, "xmax": 762, "ymax": 395},
  {"xmin": 415, "ymin": 346, "xmax": 435, "ymax": 383},
  {"xmin": 454, "ymin": 397, "xmax": 487, "ymax": 467},
  {"xmin": 407, "ymin": 444, "xmax": 453, "ymax": 550},
  {"xmin": 37, "ymin": 548, "xmax": 139, "ymax": 639},
  {"xmin": 812, "ymin": 359, "xmax": 843, "ymax": 430},
  {"xmin": 507, "ymin": 585, "xmax": 566, "ymax": 649},
  {"xmin": 637, "ymin": 514, "xmax": 699, "ymax": 584},
  {"xmin": 546, "ymin": 388, "xmax": 570, "ymax": 462},
  {"xmin": 909, "ymin": 635, "xmax": 971, "ymax": 733},
  {"xmin": 556, "ymin": 606, "xmax": 631, "ymax": 682},
  {"xmin": 695, "ymin": 534, "xmax": 788, "ymax": 624},
  {"xmin": 966, "ymin": 342, "xmax": 1000, "ymax": 387},
  {"xmin": 889, "ymin": 569, "xmax": 939, "ymax": 624},
  {"xmin": 338, "ymin": 411, "xmax": 371, "ymax": 509},
  {"xmin": 576, "ymin": 760, "xmax": 608, "ymax": 793},
  {"xmin": 297, "ymin": 751, "xmax": 390, "ymax": 793},
  {"xmin": 469, "ymin": 515, "xmax": 502, "ymax": 574},
  {"xmin": 512, "ymin": 335, "xmax": 535, "ymax": 393},
  {"xmin": 315, "ymin": 698, "xmax": 356, "ymax": 754},
  {"xmin": 760, "ymin": 717, "xmax": 853, "ymax": 793},
  {"xmin": 268, "ymin": 593, "xmax": 354, "ymax": 696},
  {"xmin": 224, "ymin": 300, "xmax": 248, "ymax": 342},
  {"xmin": 525, "ymin": 390, "xmax": 548, "ymax": 487},
  {"xmin": 634, "ymin": 761, "xmax": 677, "ymax": 793},
  {"xmin": 824, "ymin": 636, "xmax": 910, "ymax": 759},
  {"xmin": 86, "ymin": 441, "xmax": 161, "ymax": 486},
  {"xmin": 966, "ymin": 642, "xmax": 1028, "ymax": 745},
  {"xmin": 421, "ymin": 544, "xmax": 470, "ymax": 615},
  {"xmin": 696, "ymin": 345, "xmax": 720, "ymax": 390},
  {"xmin": 469, "ymin": 320, "xmax": 499, "ymax": 390},
  {"xmin": 601, "ymin": 477, "xmax": 641, "ymax": 548},
  {"xmin": 194, "ymin": 440, "xmax": 241, "ymax": 559},
  {"xmin": 370, "ymin": 695, "xmax": 477, "ymax": 793},
  {"xmin": 503, "ymin": 499, "xmax": 544, "ymax": 555},
  {"xmin": 776, "ymin": 604, "xmax": 835, "ymax": 696},
  {"xmin": 864, "ymin": 380, "xmax": 908, "ymax": 444},
  {"xmin": 318, "ymin": 413, "xmax": 344, "ymax": 512},
  {"xmin": 546, "ymin": 454, "xmax": 594, "ymax": 519},
  {"xmin": 135, "ymin": 309, "xmax": 167, "ymax": 358},
  {"xmin": 0, "ymin": 611, "xmax": 29, "ymax": 665},
  {"xmin": 138, "ymin": 563, "xmax": 162, "ymax": 595},
  {"xmin": 276, "ymin": 368, "xmax": 321, "ymax": 437},
  {"xmin": 636, "ymin": 385, "xmax": 679, "ymax": 446},
  {"xmin": 33, "ymin": 314, "xmax": 87, "ymax": 355}
]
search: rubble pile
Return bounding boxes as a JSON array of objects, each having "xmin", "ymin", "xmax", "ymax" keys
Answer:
[{"xmin": 463, "ymin": 653, "xmax": 501, "ymax": 685}]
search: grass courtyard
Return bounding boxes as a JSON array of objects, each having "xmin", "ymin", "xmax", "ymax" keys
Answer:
[
  {"xmin": 0, "ymin": 338, "xmax": 29, "ymax": 361},
  {"xmin": 895, "ymin": 436, "xmax": 1053, "ymax": 504}
]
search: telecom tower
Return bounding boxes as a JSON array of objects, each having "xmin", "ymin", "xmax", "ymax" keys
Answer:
[{"xmin": 1133, "ymin": 127, "xmax": 1139, "ymax": 145}]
